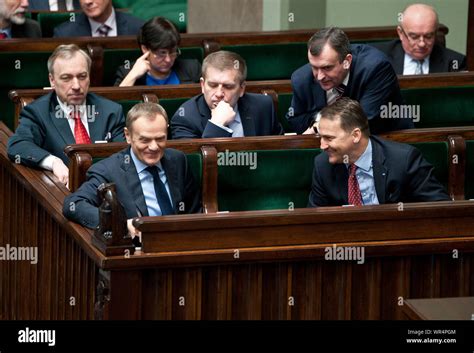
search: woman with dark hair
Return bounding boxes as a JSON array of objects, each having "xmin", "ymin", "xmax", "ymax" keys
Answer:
[{"xmin": 114, "ymin": 16, "xmax": 201, "ymax": 86}]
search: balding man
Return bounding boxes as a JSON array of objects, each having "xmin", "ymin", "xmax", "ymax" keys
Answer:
[
  {"xmin": 0, "ymin": 0, "xmax": 41, "ymax": 38},
  {"xmin": 372, "ymin": 3, "xmax": 466, "ymax": 74}
]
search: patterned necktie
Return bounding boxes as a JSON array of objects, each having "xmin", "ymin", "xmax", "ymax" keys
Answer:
[
  {"xmin": 97, "ymin": 24, "xmax": 111, "ymax": 37},
  {"xmin": 327, "ymin": 84, "xmax": 346, "ymax": 105},
  {"xmin": 57, "ymin": 0, "xmax": 67, "ymax": 11},
  {"xmin": 415, "ymin": 60, "xmax": 424, "ymax": 75},
  {"xmin": 145, "ymin": 166, "xmax": 175, "ymax": 216},
  {"xmin": 0, "ymin": 32, "xmax": 7, "ymax": 39},
  {"xmin": 72, "ymin": 111, "xmax": 91, "ymax": 144},
  {"xmin": 348, "ymin": 163, "xmax": 363, "ymax": 206}
]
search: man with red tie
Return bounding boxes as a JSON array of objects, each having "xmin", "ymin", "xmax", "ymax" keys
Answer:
[
  {"xmin": 307, "ymin": 97, "xmax": 449, "ymax": 207},
  {"xmin": 0, "ymin": 0, "xmax": 41, "ymax": 38},
  {"xmin": 8, "ymin": 44, "xmax": 125, "ymax": 187}
]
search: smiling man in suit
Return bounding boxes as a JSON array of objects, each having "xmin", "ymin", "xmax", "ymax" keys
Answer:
[
  {"xmin": 308, "ymin": 97, "xmax": 450, "ymax": 207},
  {"xmin": 170, "ymin": 50, "xmax": 283, "ymax": 139},
  {"xmin": 8, "ymin": 44, "xmax": 125, "ymax": 186},
  {"xmin": 53, "ymin": 0, "xmax": 143, "ymax": 37},
  {"xmin": 371, "ymin": 4, "xmax": 466, "ymax": 75},
  {"xmin": 63, "ymin": 102, "xmax": 201, "ymax": 238}
]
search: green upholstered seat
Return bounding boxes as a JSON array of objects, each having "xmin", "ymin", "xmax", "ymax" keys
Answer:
[
  {"xmin": 37, "ymin": 12, "xmax": 74, "ymax": 37},
  {"xmin": 221, "ymin": 43, "xmax": 308, "ymax": 81},
  {"xmin": 103, "ymin": 47, "xmax": 203, "ymax": 86},
  {"xmin": 466, "ymin": 141, "xmax": 474, "ymax": 200},
  {"xmin": 401, "ymin": 86, "xmax": 474, "ymax": 128},
  {"xmin": 217, "ymin": 149, "xmax": 321, "ymax": 211},
  {"xmin": 409, "ymin": 142, "xmax": 449, "ymax": 190},
  {"xmin": 0, "ymin": 52, "xmax": 51, "ymax": 130}
]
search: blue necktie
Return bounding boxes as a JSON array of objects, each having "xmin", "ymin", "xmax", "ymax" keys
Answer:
[{"xmin": 145, "ymin": 166, "xmax": 175, "ymax": 216}]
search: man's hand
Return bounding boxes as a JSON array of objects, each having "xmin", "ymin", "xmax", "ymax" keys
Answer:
[
  {"xmin": 52, "ymin": 158, "xmax": 69, "ymax": 186},
  {"xmin": 302, "ymin": 125, "xmax": 317, "ymax": 135},
  {"xmin": 119, "ymin": 51, "xmax": 151, "ymax": 87},
  {"xmin": 127, "ymin": 218, "xmax": 142, "ymax": 242},
  {"xmin": 210, "ymin": 100, "xmax": 236, "ymax": 127}
]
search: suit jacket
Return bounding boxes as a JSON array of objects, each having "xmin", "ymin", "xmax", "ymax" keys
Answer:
[
  {"xmin": 114, "ymin": 58, "xmax": 202, "ymax": 86},
  {"xmin": 53, "ymin": 11, "xmax": 144, "ymax": 37},
  {"xmin": 308, "ymin": 136, "xmax": 450, "ymax": 207},
  {"xmin": 287, "ymin": 44, "xmax": 413, "ymax": 135},
  {"xmin": 11, "ymin": 18, "xmax": 42, "ymax": 38},
  {"xmin": 7, "ymin": 92, "xmax": 125, "ymax": 167},
  {"xmin": 28, "ymin": 0, "xmax": 80, "ymax": 10},
  {"xmin": 371, "ymin": 40, "xmax": 467, "ymax": 74},
  {"xmin": 62, "ymin": 147, "xmax": 202, "ymax": 228},
  {"xmin": 170, "ymin": 93, "xmax": 284, "ymax": 139}
]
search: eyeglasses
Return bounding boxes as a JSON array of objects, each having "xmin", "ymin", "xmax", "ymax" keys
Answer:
[
  {"xmin": 399, "ymin": 26, "xmax": 435, "ymax": 44},
  {"xmin": 151, "ymin": 48, "xmax": 181, "ymax": 60}
]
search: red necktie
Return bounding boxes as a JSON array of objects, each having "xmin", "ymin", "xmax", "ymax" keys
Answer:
[
  {"xmin": 0, "ymin": 32, "xmax": 7, "ymax": 39},
  {"xmin": 348, "ymin": 163, "xmax": 362, "ymax": 206},
  {"xmin": 72, "ymin": 111, "xmax": 91, "ymax": 144}
]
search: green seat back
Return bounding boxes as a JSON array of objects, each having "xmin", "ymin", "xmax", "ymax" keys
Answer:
[
  {"xmin": 466, "ymin": 141, "xmax": 474, "ymax": 200},
  {"xmin": 103, "ymin": 47, "xmax": 203, "ymax": 86},
  {"xmin": 221, "ymin": 43, "xmax": 308, "ymax": 81},
  {"xmin": 409, "ymin": 142, "xmax": 449, "ymax": 190},
  {"xmin": 0, "ymin": 52, "xmax": 51, "ymax": 130},
  {"xmin": 38, "ymin": 12, "xmax": 74, "ymax": 37},
  {"xmin": 217, "ymin": 149, "xmax": 321, "ymax": 211},
  {"xmin": 402, "ymin": 86, "xmax": 474, "ymax": 128}
]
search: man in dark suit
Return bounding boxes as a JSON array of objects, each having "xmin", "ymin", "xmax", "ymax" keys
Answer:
[
  {"xmin": 63, "ymin": 102, "xmax": 201, "ymax": 239},
  {"xmin": 287, "ymin": 27, "xmax": 413, "ymax": 136},
  {"xmin": 53, "ymin": 0, "xmax": 143, "ymax": 37},
  {"xmin": 0, "ymin": 0, "xmax": 42, "ymax": 38},
  {"xmin": 8, "ymin": 44, "xmax": 125, "ymax": 186},
  {"xmin": 371, "ymin": 4, "xmax": 466, "ymax": 75},
  {"xmin": 29, "ymin": 0, "xmax": 80, "ymax": 11},
  {"xmin": 170, "ymin": 50, "xmax": 283, "ymax": 139},
  {"xmin": 308, "ymin": 97, "xmax": 450, "ymax": 207}
]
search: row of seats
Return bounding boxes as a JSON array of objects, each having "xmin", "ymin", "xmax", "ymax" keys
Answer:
[{"xmin": 64, "ymin": 130, "xmax": 474, "ymax": 213}]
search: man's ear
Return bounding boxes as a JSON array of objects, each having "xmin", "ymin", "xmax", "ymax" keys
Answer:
[
  {"xmin": 396, "ymin": 26, "xmax": 404, "ymax": 40},
  {"xmin": 352, "ymin": 128, "xmax": 362, "ymax": 143},
  {"xmin": 124, "ymin": 127, "xmax": 131, "ymax": 144},
  {"xmin": 343, "ymin": 54, "xmax": 352, "ymax": 69},
  {"xmin": 239, "ymin": 81, "xmax": 246, "ymax": 97},
  {"xmin": 49, "ymin": 73, "xmax": 55, "ymax": 88},
  {"xmin": 140, "ymin": 45, "xmax": 149, "ymax": 55},
  {"xmin": 200, "ymin": 77, "xmax": 205, "ymax": 93}
]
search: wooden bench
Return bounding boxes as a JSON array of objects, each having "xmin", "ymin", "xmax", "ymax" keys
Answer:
[{"xmin": 2, "ymin": 120, "xmax": 474, "ymax": 320}]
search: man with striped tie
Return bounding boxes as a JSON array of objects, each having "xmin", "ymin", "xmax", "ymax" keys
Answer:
[
  {"xmin": 287, "ymin": 27, "xmax": 413, "ymax": 135},
  {"xmin": 8, "ymin": 44, "xmax": 125, "ymax": 187}
]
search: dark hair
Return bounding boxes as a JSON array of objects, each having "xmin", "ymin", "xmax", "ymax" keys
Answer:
[
  {"xmin": 202, "ymin": 50, "xmax": 247, "ymax": 83},
  {"xmin": 319, "ymin": 97, "xmax": 370, "ymax": 137},
  {"xmin": 308, "ymin": 27, "xmax": 351, "ymax": 62},
  {"xmin": 137, "ymin": 17, "xmax": 180, "ymax": 51}
]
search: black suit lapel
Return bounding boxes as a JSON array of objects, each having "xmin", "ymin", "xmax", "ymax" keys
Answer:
[
  {"xmin": 371, "ymin": 138, "xmax": 387, "ymax": 204},
  {"xmin": 121, "ymin": 148, "xmax": 149, "ymax": 217},
  {"xmin": 392, "ymin": 43, "xmax": 405, "ymax": 75},
  {"xmin": 115, "ymin": 12, "xmax": 127, "ymax": 35},
  {"xmin": 49, "ymin": 94, "xmax": 76, "ymax": 145},
  {"xmin": 335, "ymin": 164, "xmax": 349, "ymax": 204},
  {"xmin": 428, "ymin": 44, "xmax": 445, "ymax": 73},
  {"xmin": 238, "ymin": 96, "xmax": 256, "ymax": 136},
  {"xmin": 85, "ymin": 94, "xmax": 106, "ymax": 142}
]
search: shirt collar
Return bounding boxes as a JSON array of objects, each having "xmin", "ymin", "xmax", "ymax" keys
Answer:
[
  {"xmin": 56, "ymin": 96, "xmax": 86, "ymax": 118},
  {"xmin": 405, "ymin": 53, "xmax": 430, "ymax": 67},
  {"xmin": 349, "ymin": 139, "xmax": 372, "ymax": 172},
  {"xmin": 88, "ymin": 7, "xmax": 116, "ymax": 35},
  {"xmin": 329, "ymin": 72, "xmax": 350, "ymax": 94},
  {"xmin": 129, "ymin": 147, "xmax": 164, "ymax": 174}
]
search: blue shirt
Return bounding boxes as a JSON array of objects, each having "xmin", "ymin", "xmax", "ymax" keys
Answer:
[
  {"xmin": 130, "ymin": 149, "xmax": 173, "ymax": 216},
  {"xmin": 346, "ymin": 139, "xmax": 379, "ymax": 205},
  {"xmin": 146, "ymin": 70, "xmax": 180, "ymax": 86}
]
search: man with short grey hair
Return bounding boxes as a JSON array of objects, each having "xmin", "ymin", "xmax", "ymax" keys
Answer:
[
  {"xmin": 0, "ymin": 0, "xmax": 41, "ymax": 38},
  {"xmin": 8, "ymin": 44, "xmax": 125, "ymax": 187}
]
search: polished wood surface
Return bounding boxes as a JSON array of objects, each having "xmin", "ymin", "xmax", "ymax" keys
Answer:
[{"xmin": 403, "ymin": 297, "xmax": 474, "ymax": 320}]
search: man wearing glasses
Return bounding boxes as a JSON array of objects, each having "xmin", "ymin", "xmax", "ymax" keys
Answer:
[
  {"xmin": 115, "ymin": 17, "xmax": 201, "ymax": 86},
  {"xmin": 372, "ymin": 3, "xmax": 466, "ymax": 75}
]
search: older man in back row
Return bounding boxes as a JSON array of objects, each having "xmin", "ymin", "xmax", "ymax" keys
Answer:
[
  {"xmin": 8, "ymin": 44, "xmax": 125, "ymax": 186},
  {"xmin": 371, "ymin": 3, "xmax": 466, "ymax": 75}
]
